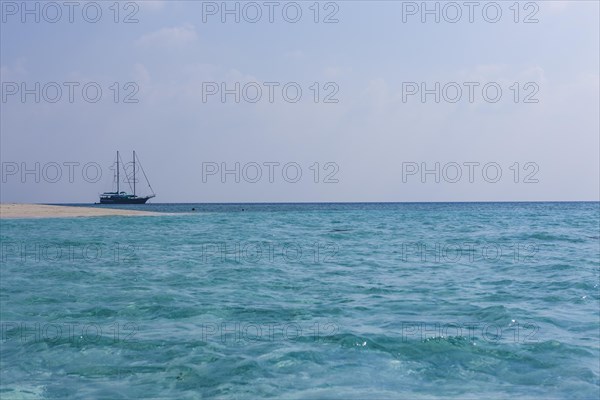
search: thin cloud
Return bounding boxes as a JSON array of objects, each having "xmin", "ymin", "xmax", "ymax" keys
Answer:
[
  {"xmin": 0, "ymin": 59, "xmax": 28, "ymax": 80},
  {"xmin": 284, "ymin": 50, "xmax": 305, "ymax": 60},
  {"xmin": 546, "ymin": 1, "xmax": 570, "ymax": 13},
  {"xmin": 136, "ymin": 24, "xmax": 198, "ymax": 47},
  {"xmin": 140, "ymin": 1, "xmax": 166, "ymax": 11}
]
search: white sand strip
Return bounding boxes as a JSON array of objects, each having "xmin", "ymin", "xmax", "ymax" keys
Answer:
[{"xmin": 0, "ymin": 203, "xmax": 163, "ymax": 219}]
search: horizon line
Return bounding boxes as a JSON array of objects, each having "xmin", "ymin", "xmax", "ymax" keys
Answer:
[{"xmin": 35, "ymin": 200, "xmax": 600, "ymax": 205}]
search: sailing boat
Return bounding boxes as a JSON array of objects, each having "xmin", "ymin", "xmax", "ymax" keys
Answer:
[{"xmin": 99, "ymin": 151, "xmax": 156, "ymax": 204}]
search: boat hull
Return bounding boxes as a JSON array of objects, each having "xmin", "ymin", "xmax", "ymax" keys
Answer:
[{"xmin": 99, "ymin": 196, "xmax": 152, "ymax": 204}]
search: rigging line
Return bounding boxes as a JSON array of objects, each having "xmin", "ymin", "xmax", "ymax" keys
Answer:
[
  {"xmin": 118, "ymin": 152, "xmax": 134, "ymax": 194},
  {"xmin": 110, "ymin": 154, "xmax": 118, "ymax": 190},
  {"xmin": 137, "ymin": 154, "xmax": 155, "ymax": 195}
]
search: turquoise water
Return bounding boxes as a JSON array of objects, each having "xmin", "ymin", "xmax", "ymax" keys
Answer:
[{"xmin": 1, "ymin": 202, "xmax": 599, "ymax": 399}]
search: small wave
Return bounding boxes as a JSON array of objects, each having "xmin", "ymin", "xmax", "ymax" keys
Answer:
[
  {"xmin": 0, "ymin": 385, "xmax": 46, "ymax": 400},
  {"xmin": 520, "ymin": 233, "xmax": 586, "ymax": 243}
]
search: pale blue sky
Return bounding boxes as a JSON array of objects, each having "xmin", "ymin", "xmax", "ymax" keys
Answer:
[{"xmin": 1, "ymin": 1, "xmax": 598, "ymax": 203}]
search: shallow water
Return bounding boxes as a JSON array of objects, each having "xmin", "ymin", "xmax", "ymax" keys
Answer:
[{"xmin": 1, "ymin": 202, "xmax": 599, "ymax": 399}]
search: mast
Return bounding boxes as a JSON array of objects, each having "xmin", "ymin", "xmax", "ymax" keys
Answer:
[
  {"xmin": 133, "ymin": 150, "xmax": 136, "ymax": 196},
  {"xmin": 116, "ymin": 151, "xmax": 120, "ymax": 194}
]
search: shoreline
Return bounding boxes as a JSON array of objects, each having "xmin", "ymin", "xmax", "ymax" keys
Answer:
[{"xmin": 0, "ymin": 203, "xmax": 163, "ymax": 219}]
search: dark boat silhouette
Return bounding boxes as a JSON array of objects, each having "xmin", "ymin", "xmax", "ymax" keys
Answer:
[{"xmin": 99, "ymin": 151, "xmax": 156, "ymax": 204}]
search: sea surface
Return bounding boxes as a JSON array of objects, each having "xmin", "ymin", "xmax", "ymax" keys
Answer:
[{"xmin": 1, "ymin": 202, "xmax": 599, "ymax": 399}]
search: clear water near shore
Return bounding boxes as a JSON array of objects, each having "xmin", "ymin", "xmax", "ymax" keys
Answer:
[{"xmin": 1, "ymin": 202, "xmax": 599, "ymax": 399}]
